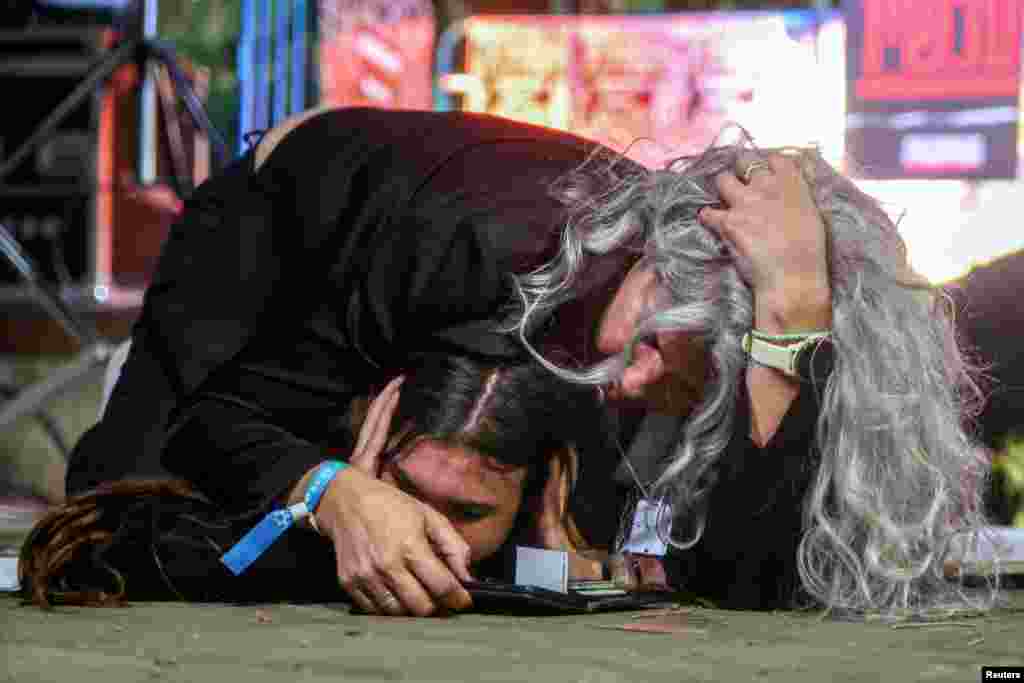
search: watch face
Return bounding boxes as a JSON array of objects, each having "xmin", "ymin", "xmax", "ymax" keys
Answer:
[{"xmin": 795, "ymin": 337, "xmax": 834, "ymax": 384}]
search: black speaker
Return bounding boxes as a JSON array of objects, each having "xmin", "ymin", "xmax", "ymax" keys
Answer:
[{"xmin": 0, "ymin": 27, "xmax": 107, "ymax": 288}]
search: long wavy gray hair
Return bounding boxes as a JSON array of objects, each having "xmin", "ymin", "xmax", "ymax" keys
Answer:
[{"xmin": 513, "ymin": 141, "xmax": 998, "ymax": 615}]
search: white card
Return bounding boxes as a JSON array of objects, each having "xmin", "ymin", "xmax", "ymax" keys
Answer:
[
  {"xmin": 514, "ymin": 546, "xmax": 568, "ymax": 593},
  {"xmin": 0, "ymin": 557, "xmax": 19, "ymax": 592},
  {"xmin": 621, "ymin": 498, "xmax": 671, "ymax": 557}
]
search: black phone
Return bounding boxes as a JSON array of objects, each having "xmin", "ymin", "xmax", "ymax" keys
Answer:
[{"xmin": 462, "ymin": 579, "xmax": 677, "ymax": 614}]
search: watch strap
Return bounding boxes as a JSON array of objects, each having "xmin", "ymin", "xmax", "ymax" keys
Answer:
[{"xmin": 742, "ymin": 331, "xmax": 831, "ymax": 378}]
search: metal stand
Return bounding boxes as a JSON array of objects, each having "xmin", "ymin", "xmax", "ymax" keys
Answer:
[
  {"xmin": 0, "ymin": 221, "xmax": 115, "ymax": 443},
  {"xmin": 0, "ymin": 36, "xmax": 228, "ymax": 193},
  {"xmin": 0, "ymin": 34, "xmax": 228, "ymax": 454}
]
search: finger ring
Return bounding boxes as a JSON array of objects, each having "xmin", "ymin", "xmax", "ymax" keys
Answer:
[
  {"xmin": 740, "ymin": 160, "xmax": 771, "ymax": 184},
  {"xmin": 378, "ymin": 590, "xmax": 401, "ymax": 610}
]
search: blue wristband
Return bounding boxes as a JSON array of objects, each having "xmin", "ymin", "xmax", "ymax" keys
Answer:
[{"xmin": 220, "ymin": 460, "xmax": 348, "ymax": 576}]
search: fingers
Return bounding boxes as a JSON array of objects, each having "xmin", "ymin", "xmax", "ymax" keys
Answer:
[
  {"xmin": 350, "ymin": 376, "xmax": 404, "ymax": 474},
  {"xmin": 346, "ymin": 583, "xmax": 378, "ymax": 614},
  {"xmin": 348, "ymin": 577, "xmax": 406, "ymax": 616},
  {"xmin": 766, "ymin": 150, "xmax": 806, "ymax": 184},
  {"xmin": 405, "ymin": 549, "xmax": 473, "ymax": 614},
  {"xmin": 712, "ymin": 167, "xmax": 752, "ymax": 207},
  {"xmin": 421, "ymin": 505, "xmax": 474, "ymax": 584},
  {"xmin": 326, "ymin": 472, "xmax": 472, "ymax": 618},
  {"xmin": 534, "ymin": 454, "xmax": 572, "ymax": 549},
  {"xmin": 385, "ymin": 567, "xmax": 448, "ymax": 617},
  {"xmin": 696, "ymin": 205, "xmax": 729, "ymax": 243},
  {"xmin": 620, "ymin": 341, "xmax": 666, "ymax": 396},
  {"xmin": 715, "ymin": 151, "xmax": 790, "ymax": 204}
]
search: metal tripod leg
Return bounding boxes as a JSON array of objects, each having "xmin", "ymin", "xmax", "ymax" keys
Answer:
[
  {"xmin": 0, "ymin": 37, "xmax": 227, "ymax": 186},
  {"xmin": 0, "ymin": 36, "xmax": 229, "ymax": 444},
  {"xmin": 0, "ymin": 222, "xmax": 115, "ymax": 439}
]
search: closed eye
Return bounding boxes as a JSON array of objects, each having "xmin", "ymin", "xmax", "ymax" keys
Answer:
[
  {"xmin": 392, "ymin": 465, "xmax": 496, "ymax": 522},
  {"xmin": 449, "ymin": 502, "xmax": 496, "ymax": 522}
]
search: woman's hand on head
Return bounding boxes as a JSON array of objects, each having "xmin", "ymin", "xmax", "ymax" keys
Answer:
[
  {"xmin": 697, "ymin": 151, "xmax": 832, "ymax": 333},
  {"xmin": 532, "ymin": 451, "xmax": 605, "ymax": 581},
  {"xmin": 314, "ymin": 377, "xmax": 474, "ymax": 616},
  {"xmin": 348, "ymin": 376, "xmax": 404, "ymax": 477},
  {"xmin": 318, "ymin": 468, "xmax": 474, "ymax": 616}
]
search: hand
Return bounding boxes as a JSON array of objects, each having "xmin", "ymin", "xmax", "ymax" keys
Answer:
[
  {"xmin": 532, "ymin": 451, "xmax": 605, "ymax": 581},
  {"xmin": 697, "ymin": 151, "xmax": 831, "ymax": 333},
  {"xmin": 596, "ymin": 263, "xmax": 708, "ymax": 412},
  {"xmin": 348, "ymin": 376, "xmax": 403, "ymax": 477},
  {"xmin": 313, "ymin": 377, "xmax": 474, "ymax": 616},
  {"xmin": 533, "ymin": 450, "xmax": 575, "ymax": 550}
]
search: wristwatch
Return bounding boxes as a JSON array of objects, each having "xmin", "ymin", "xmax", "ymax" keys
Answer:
[{"xmin": 741, "ymin": 330, "xmax": 834, "ymax": 384}]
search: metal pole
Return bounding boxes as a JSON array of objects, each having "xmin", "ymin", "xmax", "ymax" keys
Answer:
[
  {"xmin": 273, "ymin": 0, "xmax": 290, "ymax": 124},
  {"xmin": 138, "ymin": 0, "xmax": 159, "ymax": 185},
  {"xmin": 290, "ymin": 0, "xmax": 307, "ymax": 115},
  {"xmin": 238, "ymin": 0, "xmax": 255, "ymax": 152},
  {"xmin": 254, "ymin": 0, "xmax": 271, "ymax": 132}
]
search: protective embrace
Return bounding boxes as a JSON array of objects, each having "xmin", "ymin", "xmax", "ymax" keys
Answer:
[{"xmin": 21, "ymin": 107, "xmax": 997, "ymax": 618}]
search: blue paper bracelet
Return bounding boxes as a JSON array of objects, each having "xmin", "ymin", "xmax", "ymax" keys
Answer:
[{"xmin": 221, "ymin": 460, "xmax": 348, "ymax": 576}]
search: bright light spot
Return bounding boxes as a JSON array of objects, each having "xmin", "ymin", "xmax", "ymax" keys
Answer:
[{"xmin": 856, "ymin": 180, "xmax": 1024, "ymax": 284}]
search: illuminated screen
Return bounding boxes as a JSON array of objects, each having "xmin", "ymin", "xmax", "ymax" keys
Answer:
[
  {"xmin": 448, "ymin": 12, "xmax": 1024, "ymax": 284},
  {"xmin": 455, "ymin": 12, "xmax": 846, "ymax": 170},
  {"xmin": 844, "ymin": 0, "xmax": 1022, "ymax": 180}
]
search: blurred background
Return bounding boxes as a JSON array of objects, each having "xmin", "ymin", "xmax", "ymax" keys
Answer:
[{"xmin": 1, "ymin": 0, "xmax": 1022, "ymax": 539}]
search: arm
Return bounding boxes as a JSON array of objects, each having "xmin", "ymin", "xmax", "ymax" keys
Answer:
[
  {"xmin": 698, "ymin": 152, "xmax": 831, "ymax": 446},
  {"xmin": 167, "ymin": 384, "xmax": 472, "ymax": 617},
  {"xmin": 604, "ymin": 152, "xmax": 830, "ymax": 446}
]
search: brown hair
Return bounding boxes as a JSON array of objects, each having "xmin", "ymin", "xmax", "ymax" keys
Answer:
[{"xmin": 19, "ymin": 478, "xmax": 207, "ymax": 608}]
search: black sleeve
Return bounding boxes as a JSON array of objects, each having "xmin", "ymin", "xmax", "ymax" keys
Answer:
[
  {"xmin": 163, "ymin": 396, "xmax": 352, "ymax": 515},
  {"xmin": 69, "ymin": 108, "xmax": 607, "ymax": 511}
]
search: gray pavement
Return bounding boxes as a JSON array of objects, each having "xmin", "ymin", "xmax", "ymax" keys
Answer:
[{"xmin": 3, "ymin": 588, "xmax": 1023, "ymax": 682}]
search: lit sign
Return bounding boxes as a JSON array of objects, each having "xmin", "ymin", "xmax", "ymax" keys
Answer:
[{"xmin": 451, "ymin": 12, "xmax": 844, "ymax": 170}]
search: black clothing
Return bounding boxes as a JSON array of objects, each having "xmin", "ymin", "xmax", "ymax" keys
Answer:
[
  {"xmin": 666, "ymin": 386, "xmax": 820, "ymax": 610},
  {"xmin": 70, "ymin": 108, "xmax": 631, "ymax": 507},
  {"xmin": 66, "ymin": 108, "xmax": 821, "ymax": 609}
]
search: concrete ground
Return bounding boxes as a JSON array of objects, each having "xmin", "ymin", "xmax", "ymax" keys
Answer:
[{"xmin": 2, "ymin": 588, "xmax": 1023, "ymax": 682}]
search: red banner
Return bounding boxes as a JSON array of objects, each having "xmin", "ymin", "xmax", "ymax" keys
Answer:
[
  {"xmin": 845, "ymin": 0, "xmax": 1022, "ymax": 179},
  {"xmin": 455, "ymin": 12, "xmax": 843, "ymax": 170},
  {"xmin": 857, "ymin": 0, "xmax": 1021, "ymax": 101}
]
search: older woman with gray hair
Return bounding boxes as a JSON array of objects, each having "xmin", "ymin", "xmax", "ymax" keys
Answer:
[{"xmin": 515, "ymin": 142, "xmax": 996, "ymax": 615}]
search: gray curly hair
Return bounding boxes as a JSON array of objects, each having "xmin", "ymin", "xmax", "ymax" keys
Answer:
[{"xmin": 512, "ymin": 140, "xmax": 999, "ymax": 615}]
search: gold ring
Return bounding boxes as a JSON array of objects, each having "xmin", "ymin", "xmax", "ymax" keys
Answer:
[
  {"xmin": 740, "ymin": 160, "xmax": 771, "ymax": 184},
  {"xmin": 378, "ymin": 590, "xmax": 401, "ymax": 610}
]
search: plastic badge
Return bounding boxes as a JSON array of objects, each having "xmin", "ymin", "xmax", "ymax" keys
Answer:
[{"xmin": 621, "ymin": 498, "xmax": 671, "ymax": 557}]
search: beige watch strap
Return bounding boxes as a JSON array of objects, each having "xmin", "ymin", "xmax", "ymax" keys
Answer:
[{"xmin": 741, "ymin": 331, "xmax": 830, "ymax": 377}]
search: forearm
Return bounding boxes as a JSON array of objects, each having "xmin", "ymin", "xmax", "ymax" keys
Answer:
[{"xmin": 747, "ymin": 287, "xmax": 832, "ymax": 447}]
